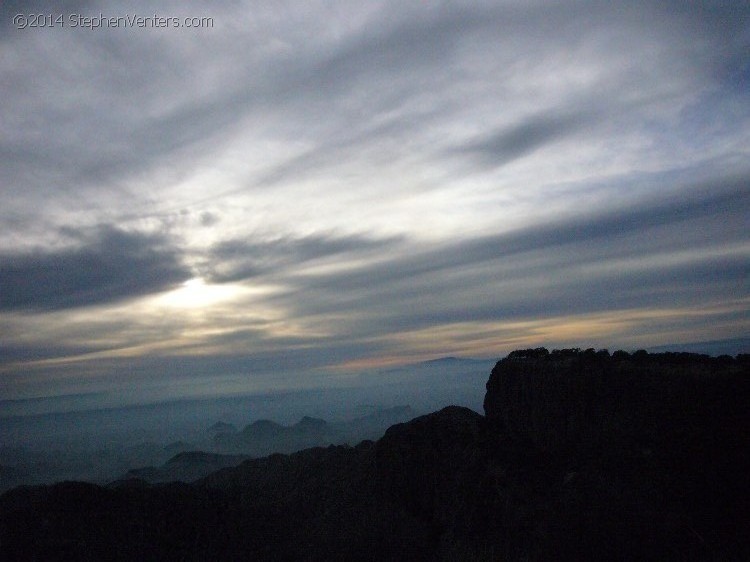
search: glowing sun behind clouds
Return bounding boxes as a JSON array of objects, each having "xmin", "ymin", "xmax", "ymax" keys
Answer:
[{"xmin": 155, "ymin": 277, "xmax": 245, "ymax": 310}]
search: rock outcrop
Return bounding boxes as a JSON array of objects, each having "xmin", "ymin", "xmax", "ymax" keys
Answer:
[{"xmin": 484, "ymin": 348, "xmax": 749, "ymax": 454}]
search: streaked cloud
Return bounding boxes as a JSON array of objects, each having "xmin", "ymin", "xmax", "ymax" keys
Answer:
[
  {"xmin": 205, "ymin": 232, "xmax": 403, "ymax": 282},
  {"xmin": 452, "ymin": 110, "xmax": 594, "ymax": 168},
  {"xmin": 0, "ymin": 226, "xmax": 190, "ymax": 311},
  {"xmin": 0, "ymin": 0, "xmax": 748, "ymax": 405}
]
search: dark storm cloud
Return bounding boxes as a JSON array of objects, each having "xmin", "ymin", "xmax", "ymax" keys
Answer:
[
  {"xmin": 0, "ymin": 226, "xmax": 190, "ymax": 311},
  {"xmin": 205, "ymin": 232, "xmax": 402, "ymax": 282}
]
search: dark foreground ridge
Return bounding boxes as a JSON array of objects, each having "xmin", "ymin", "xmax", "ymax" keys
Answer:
[{"xmin": 1, "ymin": 349, "xmax": 748, "ymax": 560}]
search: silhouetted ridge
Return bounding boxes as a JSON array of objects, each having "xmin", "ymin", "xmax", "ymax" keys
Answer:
[
  {"xmin": 375, "ymin": 406, "xmax": 482, "ymax": 526},
  {"xmin": 484, "ymin": 347, "xmax": 748, "ymax": 453},
  {"xmin": 166, "ymin": 451, "xmax": 227, "ymax": 465},
  {"xmin": 295, "ymin": 416, "xmax": 328, "ymax": 431},
  {"xmin": 1, "ymin": 347, "xmax": 748, "ymax": 560},
  {"xmin": 244, "ymin": 419, "xmax": 284, "ymax": 435},
  {"xmin": 120, "ymin": 451, "xmax": 251, "ymax": 484}
]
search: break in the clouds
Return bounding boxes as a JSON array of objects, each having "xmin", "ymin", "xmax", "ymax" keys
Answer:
[{"xmin": 1, "ymin": 1, "xmax": 748, "ymax": 406}]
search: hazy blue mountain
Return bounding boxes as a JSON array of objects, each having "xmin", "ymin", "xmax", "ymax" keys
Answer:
[
  {"xmin": 207, "ymin": 421, "xmax": 237, "ymax": 434},
  {"xmin": 120, "ymin": 451, "xmax": 251, "ymax": 484},
  {"xmin": 213, "ymin": 407, "xmax": 417, "ymax": 455}
]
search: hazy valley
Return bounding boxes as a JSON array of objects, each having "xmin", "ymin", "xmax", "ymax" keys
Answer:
[
  {"xmin": 1, "ymin": 358, "xmax": 493, "ymax": 491},
  {"xmin": 1, "ymin": 349, "xmax": 748, "ymax": 560}
]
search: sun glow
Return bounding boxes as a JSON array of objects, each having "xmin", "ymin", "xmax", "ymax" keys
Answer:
[{"xmin": 156, "ymin": 277, "xmax": 243, "ymax": 309}]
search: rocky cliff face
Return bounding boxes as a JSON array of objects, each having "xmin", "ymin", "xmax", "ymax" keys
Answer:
[
  {"xmin": 484, "ymin": 348, "xmax": 749, "ymax": 454},
  {"xmin": 479, "ymin": 348, "xmax": 750, "ymax": 559}
]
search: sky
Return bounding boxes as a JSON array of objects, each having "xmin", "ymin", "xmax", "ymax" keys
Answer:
[{"xmin": 1, "ymin": 1, "xmax": 749, "ymax": 409}]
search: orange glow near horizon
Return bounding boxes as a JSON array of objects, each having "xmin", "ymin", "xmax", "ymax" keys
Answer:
[{"xmin": 330, "ymin": 301, "xmax": 750, "ymax": 372}]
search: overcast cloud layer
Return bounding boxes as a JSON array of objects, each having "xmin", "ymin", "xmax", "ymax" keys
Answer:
[{"xmin": 1, "ymin": 1, "xmax": 748, "ymax": 406}]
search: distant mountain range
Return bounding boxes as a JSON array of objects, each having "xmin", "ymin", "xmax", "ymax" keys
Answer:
[
  {"xmin": 0, "ymin": 355, "xmax": 493, "ymax": 491},
  {"xmin": 1, "ymin": 349, "xmax": 748, "ymax": 560},
  {"xmin": 112, "ymin": 406, "xmax": 416, "ymax": 485},
  {"xmin": 214, "ymin": 405, "xmax": 415, "ymax": 456}
]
